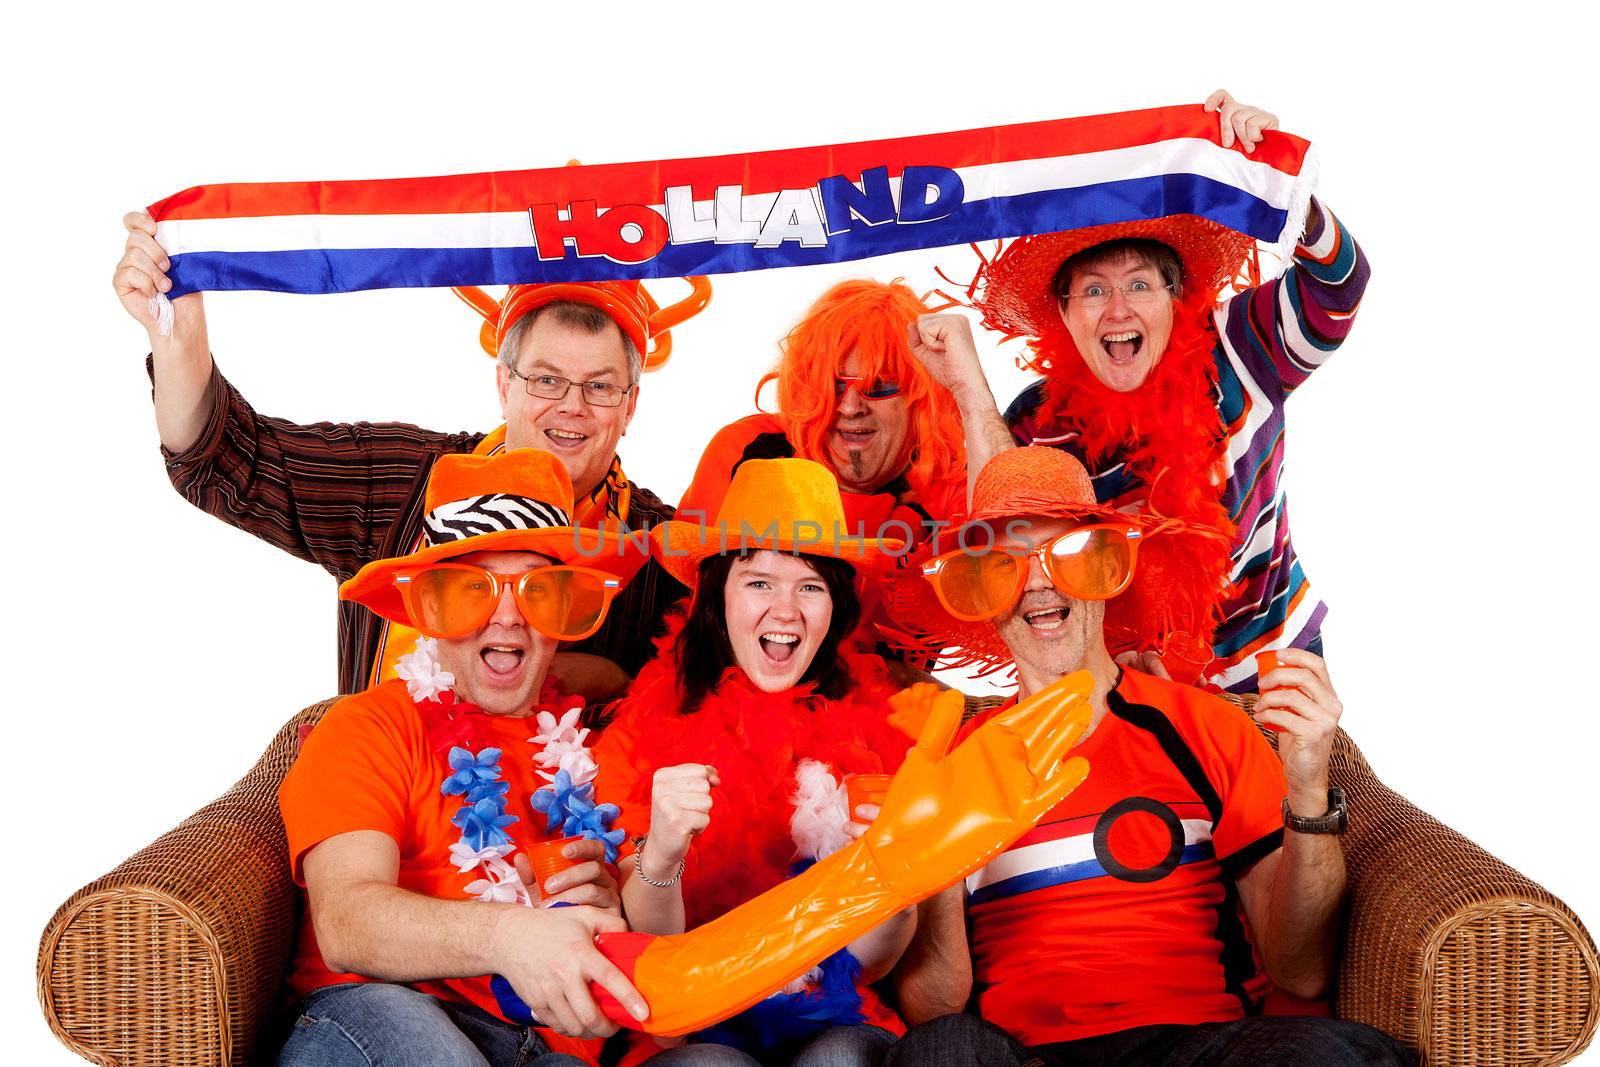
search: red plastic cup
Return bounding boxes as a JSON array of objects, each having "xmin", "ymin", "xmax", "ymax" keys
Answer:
[
  {"xmin": 844, "ymin": 773, "xmax": 893, "ymax": 822},
  {"xmin": 1254, "ymin": 650, "xmax": 1289, "ymax": 732},
  {"xmin": 1160, "ymin": 631, "xmax": 1213, "ymax": 686},
  {"xmin": 1255, "ymin": 649, "xmax": 1282, "ymax": 681},
  {"xmin": 525, "ymin": 835, "xmax": 585, "ymax": 899}
]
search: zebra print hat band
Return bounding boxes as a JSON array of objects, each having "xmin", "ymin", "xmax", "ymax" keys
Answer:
[{"xmin": 422, "ymin": 494, "xmax": 573, "ymax": 545}]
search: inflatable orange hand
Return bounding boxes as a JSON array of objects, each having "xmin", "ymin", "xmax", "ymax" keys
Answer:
[
  {"xmin": 863, "ymin": 676, "xmax": 1093, "ymax": 899},
  {"xmin": 591, "ymin": 671, "xmax": 1095, "ymax": 1035}
]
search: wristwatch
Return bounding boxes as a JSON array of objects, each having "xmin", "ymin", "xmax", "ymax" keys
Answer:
[{"xmin": 1282, "ymin": 787, "xmax": 1347, "ymax": 835}]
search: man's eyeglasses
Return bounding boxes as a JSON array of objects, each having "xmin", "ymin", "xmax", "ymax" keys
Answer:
[
  {"xmin": 394, "ymin": 563, "xmax": 622, "ymax": 641},
  {"xmin": 834, "ymin": 375, "xmax": 903, "ymax": 400},
  {"xmin": 920, "ymin": 524, "xmax": 1141, "ymax": 622},
  {"xmin": 1058, "ymin": 281, "xmax": 1175, "ymax": 309},
  {"xmin": 508, "ymin": 366, "xmax": 635, "ymax": 408}
]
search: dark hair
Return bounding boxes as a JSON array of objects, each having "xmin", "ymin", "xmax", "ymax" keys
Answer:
[
  {"xmin": 673, "ymin": 550, "xmax": 863, "ymax": 714},
  {"xmin": 1052, "ymin": 238, "xmax": 1184, "ymax": 301},
  {"xmin": 498, "ymin": 298, "xmax": 642, "ymax": 385}
]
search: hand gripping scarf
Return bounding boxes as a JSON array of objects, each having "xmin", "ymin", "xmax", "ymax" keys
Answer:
[{"xmin": 145, "ymin": 104, "xmax": 1316, "ymax": 304}]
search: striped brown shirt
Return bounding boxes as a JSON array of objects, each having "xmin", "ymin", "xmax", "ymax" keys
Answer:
[{"xmin": 158, "ymin": 363, "xmax": 684, "ymax": 694}]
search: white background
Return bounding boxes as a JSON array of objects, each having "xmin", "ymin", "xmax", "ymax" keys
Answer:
[{"xmin": 6, "ymin": 3, "xmax": 1598, "ymax": 1063}]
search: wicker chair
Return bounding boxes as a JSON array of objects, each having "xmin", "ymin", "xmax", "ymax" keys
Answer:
[{"xmin": 38, "ymin": 695, "xmax": 1600, "ymax": 1066}]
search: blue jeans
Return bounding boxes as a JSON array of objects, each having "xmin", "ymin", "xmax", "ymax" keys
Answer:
[
  {"xmin": 647, "ymin": 1024, "xmax": 896, "ymax": 1066},
  {"xmin": 884, "ymin": 1013, "xmax": 1414, "ymax": 1066},
  {"xmin": 276, "ymin": 982, "xmax": 586, "ymax": 1066}
]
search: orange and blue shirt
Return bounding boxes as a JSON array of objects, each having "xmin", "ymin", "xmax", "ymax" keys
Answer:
[{"xmin": 963, "ymin": 669, "xmax": 1286, "ymax": 1045}]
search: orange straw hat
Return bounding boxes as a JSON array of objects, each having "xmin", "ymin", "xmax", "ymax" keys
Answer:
[
  {"xmin": 340, "ymin": 449, "xmax": 648, "ymax": 627},
  {"xmin": 882, "ymin": 447, "xmax": 1124, "ymax": 671},
  {"xmin": 653, "ymin": 458, "xmax": 905, "ymax": 589},
  {"xmin": 453, "ymin": 277, "xmax": 713, "ymax": 373},
  {"xmin": 971, "ymin": 215, "xmax": 1257, "ymax": 341},
  {"xmin": 964, "ymin": 443, "xmax": 1112, "ymax": 527}
]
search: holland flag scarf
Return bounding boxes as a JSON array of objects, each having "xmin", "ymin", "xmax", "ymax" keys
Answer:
[{"xmin": 147, "ymin": 103, "xmax": 1316, "ymax": 300}]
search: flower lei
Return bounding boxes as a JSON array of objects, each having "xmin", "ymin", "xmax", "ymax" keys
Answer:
[{"xmin": 396, "ymin": 638, "xmax": 625, "ymax": 908}]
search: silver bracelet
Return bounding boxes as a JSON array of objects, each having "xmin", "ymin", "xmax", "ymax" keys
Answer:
[{"xmin": 633, "ymin": 835, "xmax": 685, "ymax": 888}]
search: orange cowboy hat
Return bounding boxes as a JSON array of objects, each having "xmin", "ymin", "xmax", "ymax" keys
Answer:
[
  {"xmin": 970, "ymin": 215, "xmax": 1258, "ymax": 341},
  {"xmin": 653, "ymin": 458, "xmax": 905, "ymax": 589},
  {"xmin": 340, "ymin": 449, "xmax": 648, "ymax": 628},
  {"xmin": 453, "ymin": 276, "xmax": 713, "ymax": 373}
]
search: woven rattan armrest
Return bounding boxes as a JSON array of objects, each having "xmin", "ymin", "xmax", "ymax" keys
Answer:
[
  {"xmin": 1326, "ymin": 730, "xmax": 1598, "ymax": 1065},
  {"xmin": 38, "ymin": 699, "xmax": 337, "ymax": 1067}
]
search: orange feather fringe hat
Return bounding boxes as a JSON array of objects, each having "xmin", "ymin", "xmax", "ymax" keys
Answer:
[
  {"xmin": 968, "ymin": 214, "xmax": 1257, "ymax": 342},
  {"xmin": 340, "ymin": 449, "xmax": 648, "ymax": 628},
  {"xmin": 652, "ymin": 457, "xmax": 905, "ymax": 589}
]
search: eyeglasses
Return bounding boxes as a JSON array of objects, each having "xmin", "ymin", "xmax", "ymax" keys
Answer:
[
  {"xmin": 834, "ymin": 375, "xmax": 903, "ymax": 400},
  {"xmin": 393, "ymin": 564, "xmax": 622, "ymax": 641},
  {"xmin": 920, "ymin": 524, "xmax": 1140, "ymax": 622},
  {"xmin": 1058, "ymin": 281, "xmax": 1174, "ymax": 309},
  {"xmin": 508, "ymin": 367, "xmax": 635, "ymax": 408}
]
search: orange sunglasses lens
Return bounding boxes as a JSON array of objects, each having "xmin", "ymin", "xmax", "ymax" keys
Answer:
[
  {"xmin": 403, "ymin": 566, "xmax": 502, "ymax": 638},
  {"xmin": 516, "ymin": 567, "xmax": 616, "ymax": 641},
  {"xmin": 926, "ymin": 550, "xmax": 1025, "ymax": 621},
  {"xmin": 1043, "ymin": 526, "xmax": 1137, "ymax": 601}
]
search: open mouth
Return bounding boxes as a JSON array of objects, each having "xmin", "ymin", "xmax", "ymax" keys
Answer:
[
  {"xmin": 836, "ymin": 427, "xmax": 876, "ymax": 445},
  {"xmin": 759, "ymin": 632, "xmax": 801, "ymax": 664},
  {"xmin": 1100, "ymin": 331, "xmax": 1144, "ymax": 364},
  {"xmin": 1023, "ymin": 606, "xmax": 1070, "ymax": 632},
  {"xmin": 480, "ymin": 644, "xmax": 526, "ymax": 678},
  {"xmin": 544, "ymin": 428, "xmax": 588, "ymax": 449}
]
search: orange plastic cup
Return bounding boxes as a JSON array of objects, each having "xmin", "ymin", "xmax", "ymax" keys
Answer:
[
  {"xmin": 1254, "ymin": 650, "xmax": 1288, "ymax": 732},
  {"xmin": 526, "ymin": 835, "xmax": 585, "ymax": 897},
  {"xmin": 845, "ymin": 773, "xmax": 894, "ymax": 821},
  {"xmin": 1161, "ymin": 631, "xmax": 1213, "ymax": 686}
]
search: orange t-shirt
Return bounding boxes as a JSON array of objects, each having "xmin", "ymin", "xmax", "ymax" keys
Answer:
[
  {"xmin": 961, "ymin": 670, "xmax": 1286, "ymax": 1046},
  {"xmin": 278, "ymin": 680, "xmax": 600, "ymax": 1065}
]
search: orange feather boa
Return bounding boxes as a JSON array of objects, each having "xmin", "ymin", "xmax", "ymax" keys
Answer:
[
  {"xmin": 1024, "ymin": 299, "xmax": 1236, "ymax": 654},
  {"xmin": 595, "ymin": 623, "xmax": 912, "ymax": 928}
]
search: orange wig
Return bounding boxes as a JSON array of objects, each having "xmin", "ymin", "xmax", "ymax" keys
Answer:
[{"xmin": 762, "ymin": 279, "xmax": 965, "ymax": 500}]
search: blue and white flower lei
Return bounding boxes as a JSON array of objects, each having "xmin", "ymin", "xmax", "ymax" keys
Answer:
[{"xmin": 397, "ymin": 638, "xmax": 625, "ymax": 908}]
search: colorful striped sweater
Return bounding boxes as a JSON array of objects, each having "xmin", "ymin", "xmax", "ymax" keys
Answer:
[{"xmin": 1004, "ymin": 200, "xmax": 1368, "ymax": 692}]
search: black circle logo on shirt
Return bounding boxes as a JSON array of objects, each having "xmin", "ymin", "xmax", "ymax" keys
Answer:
[{"xmin": 1093, "ymin": 796, "xmax": 1185, "ymax": 883}]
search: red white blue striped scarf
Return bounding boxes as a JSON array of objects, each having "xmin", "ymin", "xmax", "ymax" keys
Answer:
[{"xmin": 147, "ymin": 104, "xmax": 1315, "ymax": 298}]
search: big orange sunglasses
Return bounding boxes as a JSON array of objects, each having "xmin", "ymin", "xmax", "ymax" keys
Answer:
[
  {"xmin": 393, "ymin": 563, "xmax": 622, "ymax": 642},
  {"xmin": 920, "ymin": 523, "xmax": 1140, "ymax": 622}
]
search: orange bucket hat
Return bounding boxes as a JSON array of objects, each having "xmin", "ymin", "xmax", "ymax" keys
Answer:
[
  {"xmin": 653, "ymin": 458, "xmax": 905, "ymax": 589},
  {"xmin": 970, "ymin": 215, "xmax": 1257, "ymax": 341},
  {"xmin": 453, "ymin": 277, "xmax": 712, "ymax": 373},
  {"xmin": 340, "ymin": 449, "xmax": 648, "ymax": 627}
]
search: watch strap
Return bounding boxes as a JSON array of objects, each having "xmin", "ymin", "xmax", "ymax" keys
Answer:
[{"xmin": 1282, "ymin": 786, "xmax": 1347, "ymax": 835}]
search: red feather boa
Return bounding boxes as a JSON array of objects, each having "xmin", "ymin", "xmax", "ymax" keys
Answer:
[
  {"xmin": 1025, "ymin": 299, "xmax": 1236, "ymax": 653},
  {"xmin": 598, "ymin": 623, "xmax": 911, "ymax": 929}
]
